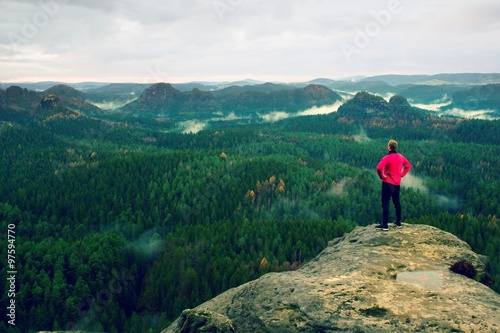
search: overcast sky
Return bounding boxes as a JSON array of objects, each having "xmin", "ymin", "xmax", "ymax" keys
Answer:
[{"xmin": 1, "ymin": 0, "xmax": 499, "ymax": 83}]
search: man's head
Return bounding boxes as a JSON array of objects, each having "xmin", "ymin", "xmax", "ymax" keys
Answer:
[{"xmin": 388, "ymin": 139, "xmax": 398, "ymax": 151}]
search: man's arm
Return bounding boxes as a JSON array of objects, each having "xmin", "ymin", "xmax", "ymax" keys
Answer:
[
  {"xmin": 401, "ymin": 156, "xmax": 412, "ymax": 178},
  {"xmin": 376, "ymin": 157, "xmax": 387, "ymax": 180}
]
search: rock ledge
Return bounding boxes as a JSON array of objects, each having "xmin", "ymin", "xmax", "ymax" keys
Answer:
[{"xmin": 163, "ymin": 224, "xmax": 500, "ymax": 333}]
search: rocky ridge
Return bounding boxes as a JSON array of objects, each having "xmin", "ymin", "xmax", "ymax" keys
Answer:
[
  {"xmin": 163, "ymin": 224, "xmax": 500, "ymax": 333},
  {"xmin": 120, "ymin": 82, "xmax": 342, "ymax": 116}
]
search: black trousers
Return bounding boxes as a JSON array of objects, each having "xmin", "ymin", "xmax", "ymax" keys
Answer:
[{"xmin": 381, "ymin": 182, "xmax": 401, "ymax": 226}]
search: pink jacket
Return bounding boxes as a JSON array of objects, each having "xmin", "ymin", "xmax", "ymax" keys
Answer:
[{"xmin": 376, "ymin": 151, "xmax": 411, "ymax": 185}]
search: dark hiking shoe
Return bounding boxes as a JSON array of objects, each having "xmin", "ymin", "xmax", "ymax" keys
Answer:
[
  {"xmin": 395, "ymin": 222, "xmax": 403, "ymax": 229},
  {"xmin": 375, "ymin": 224, "xmax": 389, "ymax": 231}
]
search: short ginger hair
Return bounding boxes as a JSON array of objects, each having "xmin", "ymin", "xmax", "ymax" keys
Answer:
[{"xmin": 388, "ymin": 139, "xmax": 398, "ymax": 150}]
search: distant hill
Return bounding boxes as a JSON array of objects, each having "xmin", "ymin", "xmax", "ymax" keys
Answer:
[
  {"xmin": 0, "ymin": 86, "xmax": 83, "ymax": 126},
  {"xmin": 428, "ymin": 73, "xmax": 500, "ymax": 85},
  {"xmin": 43, "ymin": 84, "xmax": 89, "ymax": 100},
  {"xmin": 85, "ymin": 82, "xmax": 151, "ymax": 96},
  {"xmin": 334, "ymin": 91, "xmax": 433, "ymax": 129},
  {"xmin": 83, "ymin": 83, "xmax": 150, "ymax": 110},
  {"xmin": 0, "ymin": 81, "xmax": 110, "ymax": 91},
  {"xmin": 0, "ymin": 87, "xmax": 141, "ymax": 145},
  {"xmin": 172, "ymin": 79, "xmax": 266, "ymax": 91},
  {"xmin": 212, "ymin": 82, "xmax": 293, "ymax": 97},
  {"xmin": 284, "ymin": 79, "xmax": 398, "ymax": 97},
  {"xmin": 331, "ymin": 80, "xmax": 397, "ymax": 95},
  {"xmin": 0, "ymin": 81, "xmax": 67, "ymax": 91},
  {"xmin": 120, "ymin": 83, "xmax": 184, "ymax": 114},
  {"xmin": 441, "ymin": 84, "xmax": 500, "ymax": 114},
  {"xmin": 171, "ymin": 82, "xmax": 212, "ymax": 92},
  {"xmin": 4, "ymin": 75, "xmax": 500, "ymax": 119},
  {"xmin": 0, "ymin": 84, "xmax": 103, "ymax": 116},
  {"xmin": 363, "ymin": 73, "xmax": 500, "ymax": 86},
  {"xmin": 307, "ymin": 78, "xmax": 338, "ymax": 86},
  {"xmin": 42, "ymin": 84, "xmax": 103, "ymax": 115},
  {"xmin": 397, "ymin": 84, "xmax": 469, "ymax": 104},
  {"xmin": 362, "ymin": 75, "xmax": 431, "ymax": 86},
  {"xmin": 0, "ymin": 86, "xmax": 41, "ymax": 111},
  {"xmin": 120, "ymin": 82, "xmax": 342, "ymax": 118}
]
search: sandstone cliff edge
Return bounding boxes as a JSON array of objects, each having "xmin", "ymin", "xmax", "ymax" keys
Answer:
[{"xmin": 163, "ymin": 224, "xmax": 500, "ymax": 333}]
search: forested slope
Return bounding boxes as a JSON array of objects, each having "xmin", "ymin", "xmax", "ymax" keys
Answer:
[{"xmin": 0, "ymin": 91, "xmax": 499, "ymax": 333}]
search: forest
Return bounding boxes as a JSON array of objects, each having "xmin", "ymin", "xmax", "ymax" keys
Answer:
[{"xmin": 0, "ymin": 89, "xmax": 499, "ymax": 333}]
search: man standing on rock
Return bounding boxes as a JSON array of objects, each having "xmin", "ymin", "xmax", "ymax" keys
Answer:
[{"xmin": 376, "ymin": 139, "xmax": 412, "ymax": 231}]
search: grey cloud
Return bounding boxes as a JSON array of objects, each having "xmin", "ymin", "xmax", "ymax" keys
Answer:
[{"xmin": 1, "ymin": 0, "xmax": 499, "ymax": 82}]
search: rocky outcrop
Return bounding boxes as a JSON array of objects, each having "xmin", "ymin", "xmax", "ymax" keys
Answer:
[
  {"xmin": 163, "ymin": 224, "xmax": 500, "ymax": 333},
  {"xmin": 40, "ymin": 94, "xmax": 60, "ymax": 109},
  {"xmin": 42, "ymin": 85, "xmax": 103, "ymax": 115},
  {"xmin": 120, "ymin": 82, "xmax": 342, "ymax": 116},
  {"xmin": 337, "ymin": 91, "xmax": 390, "ymax": 115}
]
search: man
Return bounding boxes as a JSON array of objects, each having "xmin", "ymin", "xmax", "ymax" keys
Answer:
[{"xmin": 375, "ymin": 140, "xmax": 412, "ymax": 231}]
